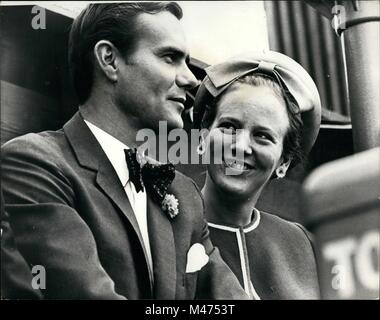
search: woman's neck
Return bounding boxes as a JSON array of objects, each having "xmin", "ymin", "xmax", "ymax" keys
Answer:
[{"xmin": 201, "ymin": 175, "xmax": 259, "ymax": 227}]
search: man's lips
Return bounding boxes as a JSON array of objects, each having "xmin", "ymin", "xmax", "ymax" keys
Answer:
[{"xmin": 168, "ymin": 96, "xmax": 186, "ymax": 105}]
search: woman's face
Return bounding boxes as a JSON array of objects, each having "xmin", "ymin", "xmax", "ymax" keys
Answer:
[{"xmin": 204, "ymin": 83, "xmax": 290, "ymax": 198}]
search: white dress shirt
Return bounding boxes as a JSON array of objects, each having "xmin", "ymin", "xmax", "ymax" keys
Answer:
[{"xmin": 84, "ymin": 120, "xmax": 154, "ymax": 283}]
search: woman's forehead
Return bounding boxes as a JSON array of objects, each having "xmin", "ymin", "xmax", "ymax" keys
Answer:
[
  {"xmin": 213, "ymin": 84, "xmax": 290, "ymax": 135},
  {"xmin": 216, "ymin": 84, "xmax": 287, "ymax": 116}
]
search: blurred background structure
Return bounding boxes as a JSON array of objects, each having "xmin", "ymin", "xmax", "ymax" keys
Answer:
[{"xmin": 303, "ymin": 146, "xmax": 379, "ymax": 299}]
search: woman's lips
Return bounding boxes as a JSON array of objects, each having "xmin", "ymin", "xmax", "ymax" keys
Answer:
[{"xmin": 223, "ymin": 158, "xmax": 254, "ymax": 172}]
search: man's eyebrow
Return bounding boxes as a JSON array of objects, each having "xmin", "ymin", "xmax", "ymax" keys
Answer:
[{"xmin": 156, "ymin": 46, "xmax": 191, "ymax": 63}]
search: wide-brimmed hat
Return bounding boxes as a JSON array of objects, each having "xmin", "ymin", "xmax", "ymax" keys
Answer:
[{"xmin": 192, "ymin": 50, "xmax": 322, "ymax": 154}]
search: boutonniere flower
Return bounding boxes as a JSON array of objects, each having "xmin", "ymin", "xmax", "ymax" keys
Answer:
[{"xmin": 161, "ymin": 193, "xmax": 179, "ymax": 219}]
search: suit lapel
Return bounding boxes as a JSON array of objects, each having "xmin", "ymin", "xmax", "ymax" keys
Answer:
[
  {"xmin": 63, "ymin": 112, "xmax": 152, "ymax": 287},
  {"xmin": 95, "ymin": 162, "xmax": 143, "ymax": 249},
  {"xmin": 147, "ymin": 194, "xmax": 176, "ymax": 300}
]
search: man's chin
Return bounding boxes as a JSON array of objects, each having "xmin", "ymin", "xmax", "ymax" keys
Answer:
[{"xmin": 141, "ymin": 117, "xmax": 183, "ymax": 133}]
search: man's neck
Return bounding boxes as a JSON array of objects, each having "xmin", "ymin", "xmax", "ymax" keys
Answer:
[{"xmin": 79, "ymin": 100, "xmax": 143, "ymax": 149}]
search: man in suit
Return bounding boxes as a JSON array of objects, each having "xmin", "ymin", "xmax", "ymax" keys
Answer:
[
  {"xmin": 1, "ymin": 2, "xmax": 248, "ymax": 299},
  {"xmin": 1, "ymin": 189, "xmax": 43, "ymax": 299}
]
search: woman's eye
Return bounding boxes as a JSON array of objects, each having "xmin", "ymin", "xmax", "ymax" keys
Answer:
[
  {"xmin": 255, "ymin": 132, "xmax": 274, "ymax": 142},
  {"xmin": 219, "ymin": 123, "xmax": 237, "ymax": 134}
]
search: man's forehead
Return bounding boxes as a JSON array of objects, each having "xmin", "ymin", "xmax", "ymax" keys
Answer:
[{"xmin": 134, "ymin": 11, "xmax": 189, "ymax": 55}]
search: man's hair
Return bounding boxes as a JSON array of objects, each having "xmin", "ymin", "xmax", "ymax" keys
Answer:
[
  {"xmin": 201, "ymin": 74, "xmax": 304, "ymax": 166},
  {"xmin": 68, "ymin": 2, "xmax": 183, "ymax": 104}
]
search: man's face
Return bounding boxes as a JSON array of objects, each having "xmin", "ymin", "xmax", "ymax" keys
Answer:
[{"xmin": 115, "ymin": 11, "xmax": 198, "ymax": 131}]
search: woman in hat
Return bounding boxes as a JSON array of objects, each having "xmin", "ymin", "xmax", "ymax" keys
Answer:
[{"xmin": 192, "ymin": 51, "xmax": 321, "ymax": 299}]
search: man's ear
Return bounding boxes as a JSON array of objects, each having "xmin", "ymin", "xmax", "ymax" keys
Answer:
[{"xmin": 93, "ymin": 40, "xmax": 118, "ymax": 83}]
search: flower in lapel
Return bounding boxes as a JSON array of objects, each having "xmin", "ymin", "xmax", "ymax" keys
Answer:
[
  {"xmin": 161, "ymin": 193, "xmax": 179, "ymax": 219},
  {"xmin": 141, "ymin": 156, "xmax": 178, "ymax": 220},
  {"xmin": 186, "ymin": 243, "xmax": 209, "ymax": 273}
]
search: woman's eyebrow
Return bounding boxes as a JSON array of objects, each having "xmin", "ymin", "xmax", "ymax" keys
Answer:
[
  {"xmin": 217, "ymin": 116, "xmax": 281, "ymax": 135},
  {"xmin": 217, "ymin": 115, "xmax": 239, "ymax": 122},
  {"xmin": 253, "ymin": 125, "xmax": 281, "ymax": 138}
]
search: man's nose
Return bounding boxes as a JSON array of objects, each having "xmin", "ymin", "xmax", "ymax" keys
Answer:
[{"xmin": 176, "ymin": 63, "xmax": 199, "ymax": 90}]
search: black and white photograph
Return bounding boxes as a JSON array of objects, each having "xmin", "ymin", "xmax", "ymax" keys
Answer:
[{"xmin": 0, "ymin": 0, "xmax": 379, "ymax": 308}]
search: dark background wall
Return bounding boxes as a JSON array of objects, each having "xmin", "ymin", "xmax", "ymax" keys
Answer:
[{"xmin": 0, "ymin": 6, "xmax": 77, "ymax": 145}]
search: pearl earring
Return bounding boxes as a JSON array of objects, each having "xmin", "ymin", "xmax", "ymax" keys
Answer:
[
  {"xmin": 276, "ymin": 167, "xmax": 286, "ymax": 179},
  {"xmin": 197, "ymin": 141, "xmax": 206, "ymax": 155}
]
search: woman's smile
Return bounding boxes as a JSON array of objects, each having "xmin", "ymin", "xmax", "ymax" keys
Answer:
[{"xmin": 222, "ymin": 156, "xmax": 255, "ymax": 173}]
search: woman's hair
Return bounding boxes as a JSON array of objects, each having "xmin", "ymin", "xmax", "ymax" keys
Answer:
[{"xmin": 200, "ymin": 74, "xmax": 304, "ymax": 166}]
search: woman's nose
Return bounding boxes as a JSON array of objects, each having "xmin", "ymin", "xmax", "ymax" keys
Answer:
[{"xmin": 233, "ymin": 130, "xmax": 253, "ymax": 156}]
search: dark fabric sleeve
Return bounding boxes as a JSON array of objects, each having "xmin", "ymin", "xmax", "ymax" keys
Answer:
[
  {"xmin": 294, "ymin": 222, "xmax": 321, "ymax": 299},
  {"xmin": 1, "ymin": 136, "xmax": 126, "ymax": 299},
  {"xmin": 294, "ymin": 222, "xmax": 319, "ymax": 266},
  {"xmin": 1, "ymin": 188, "xmax": 43, "ymax": 299}
]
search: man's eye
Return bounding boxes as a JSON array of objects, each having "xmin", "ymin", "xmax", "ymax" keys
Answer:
[{"xmin": 163, "ymin": 55, "xmax": 175, "ymax": 64}]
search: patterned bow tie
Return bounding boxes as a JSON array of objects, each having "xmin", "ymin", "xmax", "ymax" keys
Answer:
[{"xmin": 124, "ymin": 148, "xmax": 176, "ymax": 205}]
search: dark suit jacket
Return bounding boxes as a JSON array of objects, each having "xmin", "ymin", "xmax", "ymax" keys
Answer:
[
  {"xmin": 1, "ymin": 112, "xmax": 248, "ymax": 299},
  {"xmin": 1, "ymin": 189, "xmax": 43, "ymax": 299}
]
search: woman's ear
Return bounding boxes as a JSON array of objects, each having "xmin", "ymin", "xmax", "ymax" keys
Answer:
[
  {"xmin": 93, "ymin": 40, "xmax": 118, "ymax": 83},
  {"xmin": 197, "ymin": 128, "xmax": 210, "ymax": 155},
  {"xmin": 275, "ymin": 158, "xmax": 292, "ymax": 179}
]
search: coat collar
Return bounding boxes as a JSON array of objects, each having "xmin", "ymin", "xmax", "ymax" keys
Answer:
[
  {"xmin": 63, "ymin": 112, "xmax": 100, "ymax": 171},
  {"xmin": 63, "ymin": 112, "xmax": 155, "ymax": 290}
]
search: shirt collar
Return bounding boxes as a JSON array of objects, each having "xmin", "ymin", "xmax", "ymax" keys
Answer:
[
  {"xmin": 84, "ymin": 120, "xmax": 130, "ymax": 186},
  {"xmin": 207, "ymin": 208, "xmax": 261, "ymax": 233}
]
